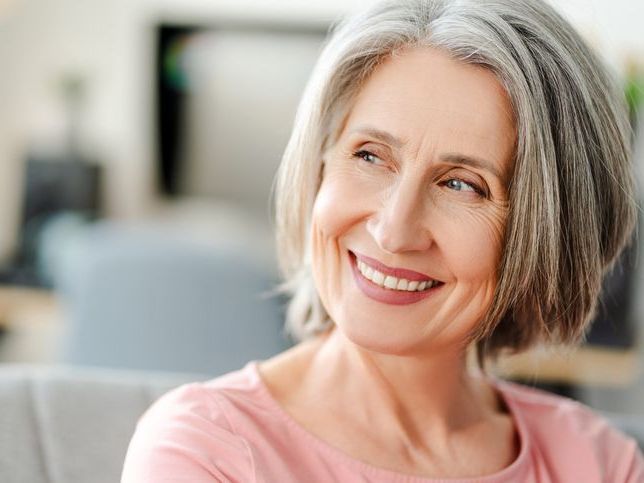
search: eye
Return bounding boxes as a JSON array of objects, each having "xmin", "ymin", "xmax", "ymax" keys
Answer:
[
  {"xmin": 442, "ymin": 178, "xmax": 486, "ymax": 197},
  {"xmin": 352, "ymin": 150, "xmax": 384, "ymax": 166}
]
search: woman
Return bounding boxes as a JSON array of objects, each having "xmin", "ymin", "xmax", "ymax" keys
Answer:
[{"xmin": 122, "ymin": 0, "xmax": 644, "ymax": 481}]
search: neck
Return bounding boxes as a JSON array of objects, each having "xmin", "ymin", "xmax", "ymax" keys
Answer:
[{"xmin": 300, "ymin": 328, "xmax": 496, "ymax": 445}]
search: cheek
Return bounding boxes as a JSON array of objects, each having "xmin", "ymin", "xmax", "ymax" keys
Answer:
[
  {"xmin": 429, "ymin": 208, "xmax": 506, "ymax": 338},
  {"xmin": 311, "ymin": 166, "xmax": 377, "ymax": 239},
  {"xmin": 436, "ymin": 206, "xmax": 506, "ymax": 281},
  {"xmin": 310, "ymin": 179, "xmax": 344, "ymax": 239},
  {"xmin": 309, "ymin": 176, "xmax": 353, "ymax": 315}
]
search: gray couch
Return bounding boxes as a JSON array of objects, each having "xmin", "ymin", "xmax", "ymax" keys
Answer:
[
  {"xmin": 0, "ymin": 364, "xmax": 197, "ymax": 483},
  {"xmin": 1, "ymin": 364, "xmax": 643, "ymax": 483}
]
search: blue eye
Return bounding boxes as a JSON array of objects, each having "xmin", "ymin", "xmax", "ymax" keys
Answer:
[
  {"xmin": 444, "ymin": 178, "xmax": 486, "ymax": 197},
  {"xmin": 445, "ymin": 179, "xmax": 475, "ymax": 192},
  {"xmin": 353, "ymin": 150, "xmax": 383, "ymax": 165}
]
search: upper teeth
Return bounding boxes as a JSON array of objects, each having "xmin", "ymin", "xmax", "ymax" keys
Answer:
[{"xmin": 356, "ymin": 260, "xmax": 439, "ymax": 292}]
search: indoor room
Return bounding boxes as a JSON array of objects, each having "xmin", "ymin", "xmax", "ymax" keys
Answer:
[{"xmin": 0, "ymin": 0, "xmax": 643, "ymax": 481}]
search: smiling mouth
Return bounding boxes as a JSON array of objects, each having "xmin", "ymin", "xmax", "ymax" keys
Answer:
[
  {"xmin": 349, "ymin": 251, "xmax": 444, "ymax": 293},
  {"xmin": 356, "ymin": 259, "xmax": 441, "ymax": 292}
]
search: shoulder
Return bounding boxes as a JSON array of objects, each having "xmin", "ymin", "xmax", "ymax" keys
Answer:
[
  {"xmin": 495, "ymin": 379, "xmax": 644, "ymax": 482},
  {"xmin": 122, "ymin": 364, "xmax": 260, "ymax": 483}
]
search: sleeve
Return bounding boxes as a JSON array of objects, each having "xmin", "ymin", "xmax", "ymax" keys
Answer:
[
  {"xmin": 577, "ymin": 405, "xmax": 644, "ymax": 483},
  {"xmin": 620, "ymin": 440, "xmax": 644, "ymax": 483},
  {"xmin": 121, "ymin": 383, "xmax": 254, "ymax": 483},
  {"xmin": 599, "ymin": 426, "xmax": 644, "ymax": 483}
]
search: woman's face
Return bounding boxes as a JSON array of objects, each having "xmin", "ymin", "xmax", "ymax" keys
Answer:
[{"xmin": 310, "ymin": 47, "xmax": 516, "ymax": 356}]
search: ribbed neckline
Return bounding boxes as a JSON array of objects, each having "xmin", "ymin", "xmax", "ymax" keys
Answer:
[{"xmin": 245, "ymin": 360, "xmax": 530, "ymax": 482}]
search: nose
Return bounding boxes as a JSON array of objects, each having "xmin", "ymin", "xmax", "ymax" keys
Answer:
[{"xmin": 366, "ymin": 177, "xmax": 434, "ymax": 254}]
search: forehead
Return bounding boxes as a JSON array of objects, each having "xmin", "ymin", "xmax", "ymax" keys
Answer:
[{"xmin": 340, "ymin": 47, "xmax": 516, "ymax": 171}]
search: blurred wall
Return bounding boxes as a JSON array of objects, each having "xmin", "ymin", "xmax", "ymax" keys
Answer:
[{"xmin": 0, "ymin": 0, "xmax": 642, "ymax": 261}]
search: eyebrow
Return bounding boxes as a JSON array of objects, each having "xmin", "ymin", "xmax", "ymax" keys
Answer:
[
  {"xmin": 439, "ymin": 153, "xmax": 503, "ymax": 181},
  {"xmin": 349, "ymin": 126, "xmax": 504, "ymax": 181},
  {"xmin": 350, "ymin": 126, "xmax": 404, "ymax": 149}
]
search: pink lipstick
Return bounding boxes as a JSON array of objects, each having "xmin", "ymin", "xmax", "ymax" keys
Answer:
[
  {"xmin": 348, "ymin": 251, "xmax": 443, "ymax": 305},
  {"xmin": 352, "ymin": 251, "xmax": 436, "ymax": 282}
]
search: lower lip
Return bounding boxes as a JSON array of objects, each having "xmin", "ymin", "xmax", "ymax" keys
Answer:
[{"xmin": 349, "ymin": 252, "xmax": 442, "ymax": 305}]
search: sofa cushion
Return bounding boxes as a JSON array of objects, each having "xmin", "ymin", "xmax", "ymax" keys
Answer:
[{"xmin": 0, "ymin": 364, "xmax": 199, "ymax": 483}]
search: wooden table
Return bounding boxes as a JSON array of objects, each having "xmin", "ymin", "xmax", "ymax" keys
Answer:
[
  {"xmin": 0, "ymin": 285, "xmax": 60, "ymax": 329},
  {"xmin": 0, "ymin": 285, "xmax": 64, "ymax": 363},
  {"xmin": 492, "ymin": 344, "xmax": 641, "ymax": 388}
]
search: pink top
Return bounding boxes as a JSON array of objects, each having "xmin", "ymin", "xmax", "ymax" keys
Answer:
[{"xmin": 122, "ymin": 361, "xmax": 644, "ymax": 482}]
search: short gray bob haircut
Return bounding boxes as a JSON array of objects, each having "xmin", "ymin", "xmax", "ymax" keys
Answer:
[{"xmin": 272, "ymin": 0, "xmax": 637, "ymax": 364}]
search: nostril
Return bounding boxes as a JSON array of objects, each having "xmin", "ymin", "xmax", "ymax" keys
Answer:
[
  {"xmin": 374, "ymin": 227, "xmax": 432, "ymax": 255},
  {"xmin": 366, "ymin": 207, "xmax": 433, "ymax": 255}
]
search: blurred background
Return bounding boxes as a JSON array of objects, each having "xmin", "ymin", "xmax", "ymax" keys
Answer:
[{"xmin": 0, "ymin": 0, "xmax": 643, "ymax": 413}]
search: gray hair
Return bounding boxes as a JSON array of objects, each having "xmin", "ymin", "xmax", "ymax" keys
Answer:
[{"xmin": 272, "ymin": 0, "xmax": 636, "ymax": 364}]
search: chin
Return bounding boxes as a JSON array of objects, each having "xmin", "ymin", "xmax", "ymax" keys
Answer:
[{"xmin": 336, "ymin": 318, "xmax": 430, "ymax": 356}]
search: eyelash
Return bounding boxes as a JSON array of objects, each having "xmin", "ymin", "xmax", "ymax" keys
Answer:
[
  {"xmin": 442, "ymin": 179, "xmax": 485, "ymax": 197},
  {"xmin": 351, "ymin": 149, "xmax": 487, "ymax": 198},
  {"xmin": 352, "ymin": 150, "xmax": 383, "ymax": 166}
]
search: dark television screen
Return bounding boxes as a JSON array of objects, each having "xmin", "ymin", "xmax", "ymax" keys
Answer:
[{"xmin": 155, "ymin": 22, "xmax": 327, "ymax": 218}]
